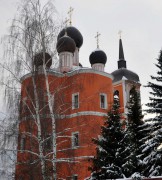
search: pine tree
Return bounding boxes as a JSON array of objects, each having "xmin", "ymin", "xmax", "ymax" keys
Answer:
[
  {"xmin": 90, "ymin": 97, "xmax": 126, "ymax": 179},
  {"xmin": 142, "ymin": 50, "xmax": 162, "ymax": 177},
  {"xmin": 122, "ymin": 86, "xmax": 144, "ymax": 178}
]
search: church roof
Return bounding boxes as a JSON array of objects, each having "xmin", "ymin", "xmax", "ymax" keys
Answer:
[
  {"xmin": 111, "ymin": 38, "xmax": 139, "ymax": 83},
  {"xmin": 112, "ymin": 68, "xmax": 140, "ymax": 83}
]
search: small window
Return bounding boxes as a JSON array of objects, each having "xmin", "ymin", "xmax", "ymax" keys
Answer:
[
  {"xmin": 45, "ymin": 135, "xmax": 52, "ymax": 150},
  {"xmin": 100, "ymin": 93, "xmax": 107, "ymax": 109},
  {"xmin": 72, "ymin": 132, "xmax": 79, "ymax": 148},
  {"xmin": 72, "ymin": 175, "xmax": 78, "ymax": 180},
  {"xmin": 72, "ymin": 93, "xmax": 79, "ymax": 109},
  {"xmin": 20, "ymin": 136, "xmax": 25, "ymax": 152},
  {"xmin": 114, "ymin": 90, "xmax": 119, "ymax": 98},
  {"xmin": 113, "ymin": 90, "xmax": 120, "ymax": 105}
]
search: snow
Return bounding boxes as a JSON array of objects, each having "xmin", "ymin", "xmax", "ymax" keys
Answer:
[
  {"xmin": 122, "ymin": 76, "xmax": 128, "ymax": 80},
  {"xmin": 131, "ymin": 172, "xmax": 141, "ymax": 180}
]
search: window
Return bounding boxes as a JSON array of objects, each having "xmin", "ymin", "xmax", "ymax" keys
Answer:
[
  {"xmin": 45, "ymin": 134, "xmax": 52, "ymax": 150},
  {"xmin": 72, "ymin": 132, "xmax": 79, "ymax": 148},
  {"xmin": 100, "ymin": 93, "xmax": 107, "ymax": 109},
  {"xmin": 72, "ymin": 93, "xmax": 79, "ymax": 109},
  {"xmin": 113, "ymin": 90, "xmax": 120, "ymax": 105},
  {"xmin": 67, "ymin": 175, "xmax": 78, "ymax": 180},
  {"xmin": 72, "ymin": 175, "xmax": 78, "ymax": 180},
  {"xmin": 20, "ymin": 136, "xmax": 25, "ymax": 152}
]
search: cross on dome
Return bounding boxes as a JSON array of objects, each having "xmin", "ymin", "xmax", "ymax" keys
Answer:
[
  {"xmin": 64, "ymin": 17, "xmax": 69, "ymax": 28},
  {"xmin": 95, "ymin": 32, "xmax": 101, "ymax": 48},
  {"xmin": 68, "ymin": 7, "xmax": 74, "ymax": 25},
  {"xmin": 118, "ymin": 30, "xmax": 122, "ymax": 39}
]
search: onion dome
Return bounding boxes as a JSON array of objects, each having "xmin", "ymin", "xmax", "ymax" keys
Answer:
[
  {"xmin": 57, "ymin": 26, "xmax": 83, "ymax": 48},
  {"xmin": 56, "ymin": 34, "xmax": 76, "ymax": 54},
  {"xmin": 89, "ymin": 49, "xmax": 107, "ymax": 65},
  {"xmin": 34, "ymin": 52, "xmax": 52, "ymax": 68}
]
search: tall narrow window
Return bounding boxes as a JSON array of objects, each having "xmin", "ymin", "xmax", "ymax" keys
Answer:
[
  {"xmin": 45, "ymin": 134, "xmax": 52, "ymax": 151},
  {"xmin": 72, "ymin": 93, "xmax": 79, "ymax": 109},
  {"xmin": 20, "ymin": 136, "xmax": 25, "ymax": 152},
  {"xmin": 114, "ymin": 90, "xmax": 120, "ymax": 105},
  {"xmin": 100, "ymin": 93, "xmax": 107, "ymax": 109},
  {"xmin": 72, "ymin": 132, "xmax": 79, "ymax": 148}
]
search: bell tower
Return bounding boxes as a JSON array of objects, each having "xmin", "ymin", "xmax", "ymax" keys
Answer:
[{"xmin": 111, "ymin": 33, "xmax": 141, "ymax": 115}]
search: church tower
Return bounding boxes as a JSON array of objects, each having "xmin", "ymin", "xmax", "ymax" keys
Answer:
[{"xmin": 111, "ymin": 36, "xmax": 141, "ymax": 115}]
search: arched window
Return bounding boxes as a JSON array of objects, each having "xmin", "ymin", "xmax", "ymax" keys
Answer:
[
  {"xmin": 113, "ymin": 90, "xmax": 120, "ymax": 105},
  {"xmin": 114, "ymin": 90, "xmax": 119, "ymax": 99},
  {"xmin": 20, "ymin": 135, "xmax": 25, "ymax": 152},
  {"xmin": 129, "ymin": 88, "xmax": 134, "ymax": 100}
]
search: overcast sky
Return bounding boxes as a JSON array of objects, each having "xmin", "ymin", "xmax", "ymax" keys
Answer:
[{"xmin": 0, "ymin": 0, "xmax": 162, "ymax": 118}]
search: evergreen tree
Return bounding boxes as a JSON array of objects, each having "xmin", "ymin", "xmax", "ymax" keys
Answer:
[
  {"xmin": 142, "ymin": 50, "xmax": 162, "ymax": 177},
  {"xmin": 90, "ymin": 97, "xmax": 126, "ymax": 179},
  {"xmin": 122, "ymin": 86, "xmax": 144, "ymax": 178}
]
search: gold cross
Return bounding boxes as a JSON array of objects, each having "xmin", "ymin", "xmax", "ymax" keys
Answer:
[
  {"xmin": 64, "ymin": 17, "xmax": 69, "ymax": 27},
  {"xmin": 68, "ymin": 7, "xmax": 74, "ymax": 25},
  {"xmin": 95, "ymin": 32, "xmax": 101, "ymax": 48},
  {"xmin": 118, "ymin": 30, "xmax": 122, "ymax": 39}
]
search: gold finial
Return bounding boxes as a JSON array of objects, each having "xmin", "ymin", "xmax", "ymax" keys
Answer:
[
  {"xmin": 68, "ymin": 7, "xmax": 74, "ymax": 25},
  {"xmin": 118, "ymin": 30, "xmax": 122, "ymax": 39},
  {"xmin": 64, "ymin": 17, "xmax": 69, "ymax": 28},
  {"xmin": 95, "ymin": 32, "xmax": 101, "ymax": 48}
]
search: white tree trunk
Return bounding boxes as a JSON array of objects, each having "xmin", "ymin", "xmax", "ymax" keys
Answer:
[
  {"xmin": 43, "ymin": 64, "xmax": 57, "ymax": 180},
  {"xmin": 32, "ymin": 76, "xmax": 46, "ymax": 180}
]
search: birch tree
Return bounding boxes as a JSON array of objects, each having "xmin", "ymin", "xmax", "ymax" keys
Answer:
[{"xmin": 0, "ymin": 0, "xmax": 64, "ymax": 179}]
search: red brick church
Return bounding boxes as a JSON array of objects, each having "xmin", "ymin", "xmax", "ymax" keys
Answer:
[{"xmin": 15, "ymin": 20, "xmax": 141, "ymax": 179}]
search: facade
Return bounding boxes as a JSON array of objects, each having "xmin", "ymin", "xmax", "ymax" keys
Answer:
[{"xmin": 15, "ymin": 25, "xmax": 140, "ymax": 180}]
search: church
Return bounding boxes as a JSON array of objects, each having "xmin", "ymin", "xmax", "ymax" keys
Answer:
[{"xmin": 15, "ymin": 11, "xmax": 141, "ymax": 180}]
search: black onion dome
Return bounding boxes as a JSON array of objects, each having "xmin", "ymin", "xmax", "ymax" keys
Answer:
[
  {"xmin": 111, "ymin": 68, "xmax": 139, "ymax": 83},
  {"xmin": 57, "ymin": 26, "xmax": 83, "ymax": 48},
  {"xmin": 34, "ymin": 52, "xmax": 52, "ymax": 68},
  {"xmin": 89, "ymin": 49, "xmax": 107, "ymax": 65},
  {"xmin": 56, "ymin": 35, "xmax": 76, "ymax": 53}
]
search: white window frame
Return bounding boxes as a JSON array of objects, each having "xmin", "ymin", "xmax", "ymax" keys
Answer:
[
  {"xmin": 72, "ymin": 132, "xmax": 79, "ymax": 149},
  {"xmin": 100, "ymin": 93, "xmax": 107, "ymax": 109},
  {"xmin": 72, "ymin": 93, "xmax": 79, "ymax": 109}
]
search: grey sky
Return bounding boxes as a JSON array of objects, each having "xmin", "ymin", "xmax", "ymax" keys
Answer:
[{"xmin": 0, "ymin": 0, "xmax": 162, "ymax": 118}]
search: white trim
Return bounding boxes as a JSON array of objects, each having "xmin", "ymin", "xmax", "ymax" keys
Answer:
[
  {"xmin": 67, "ymin": 68, "xmax": 113, "ymax": 79},
  {"xmin": 100, "ymin": 93, "xmax": 108, "ymax": 109},
  {"xmin": 21, "ymin": 68, "xmax": 113, "ymax": 82},
  {"xmin": 122, "ymin": 79, "xmax": 126, "ymax": 115},
  {"xmin": 73, "ymin": 47, "xmax": 79, "ymax": 66},
  {"xmin": 21, "ymin": 111, "xmax": 108, "ymax": 121},
  {"xmin": 60, "ymin": 111, "xmax": 107, "ymax": 119},
  {"xmin": 113, "ymin": 79, "xmax": 141, "ymax": 86}
]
